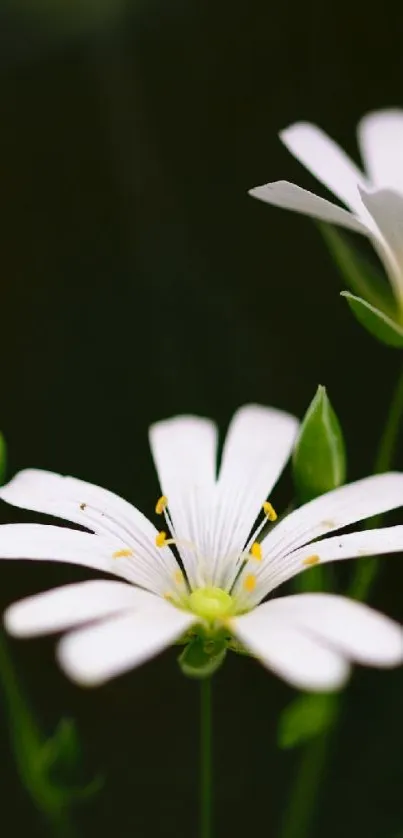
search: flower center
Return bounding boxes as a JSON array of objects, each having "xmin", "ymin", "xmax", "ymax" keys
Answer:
[{"xmin": 188, "ymin": 587, "xmax": 234, "ymax": 621}]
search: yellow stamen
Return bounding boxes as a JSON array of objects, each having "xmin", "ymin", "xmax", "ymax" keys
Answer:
[
  {"xmin": 112, "ymin": 548, "xmax": 134, "ymax": 559},
  {"xmin": 174, "ymin": 569, "xmax": 184, "ymax": 585},
  {"xmin": 250, "ymin": 542, "xmax": 263, "ymax": 561},
  {"xmin": 263, "ymin": 501, "xmax": 277, "ymax": 522},
  {"xmin": 155, "ymin": 495, "xmax": 168, "ymax": 515},
  {"xmin": 164, "ymin": 592, "xmax": 174, "ymax": 601},
  {"xmin": 303, "ymin": 554, "xmax": 320, "ymax": 567},
  {"xmin": 243, "ymin": 573, "xmax": 257, "ymax": 592},
  {"xmin": 156, "ymin": 530, "xmax": 167, "ymax": 547}
]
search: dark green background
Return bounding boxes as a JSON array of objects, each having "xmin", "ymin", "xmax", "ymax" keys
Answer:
[{"xmin": 0, "ymin": 1, "xmax": 402, "ymax": 836}]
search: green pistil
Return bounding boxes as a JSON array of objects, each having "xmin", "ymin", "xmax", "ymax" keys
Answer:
[{"xmin": 188, "ymin": 587, "xmax": 234, "ymax": 622}]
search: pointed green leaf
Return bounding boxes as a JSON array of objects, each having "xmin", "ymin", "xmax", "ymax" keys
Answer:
[
  {"xmin": 39, "ymin": 718, "xmax": 81, "ymax": 779},
  {"xmin": 178, "ymin": 637, "xmax": 226, "ymax": 679},
  {"xmin": 319, "ymin": 223, "xmax": 396, "ymax": 317},
  {"xmin": 341, "ymin": 292, "xmax": 403, "ymax": 347},
  {"xmin": 292, "ymin": 385, "xmax": 346, "ymax": 504},
  {"xmin": 278, "ymin": 693, "xmax": 338, "ymax": 749}
]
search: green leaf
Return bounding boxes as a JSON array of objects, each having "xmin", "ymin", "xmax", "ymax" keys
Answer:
[
  {"xmin": 178, "ymin": 637, "xmax": 226, "ymax": 679},
  {"xmin": 39, "ymin": 718, "xmax": 81, "ymax": 782},
  {"xmin": 292, "ymin": 385, "xmax": 346, "ymax": 504},
  {"xmin": 278, "ymin": 693, "xmax": 338, "ymax": 750},
  {"xmin": 341, "ymin": 292, "xmax": 403, "ymax": 347},
  {"xmin": 319, "ymin": 223, "xmax": 396, "ymax": 317}
]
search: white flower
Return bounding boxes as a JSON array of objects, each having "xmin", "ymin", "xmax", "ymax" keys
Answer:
[
  {"xmin": 0, "ymin": 404, "xmax": 402, "ymax": 690},
  {"xmin": 249, "ymin": 110, "xmax": 403, "ymax": 310}
]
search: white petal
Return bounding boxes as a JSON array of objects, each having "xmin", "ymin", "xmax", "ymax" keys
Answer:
[
  {"xmin": 260, "ymin": 473, "xmax": 403, "ymax": 582},
  {"xmin": 212, "ymin": 405, "xmax": 299, "ymax": 586},
  {"xmin": 358, "ymin": 109, "xmax": 403, "ymax": 193},
  {"xmin": 0, "ymin": 468, "xmax": 154, "ymax": 544},
  {"xmin": 262, "ymin": 594, "xmax": 403, "ymax": 667},
  {"xmin": 0, "ymin": 471, "xmax": 179, "ymax": 595},
  {"xmin": 249, "ymin": 181, "xmax": 370, "ymax": 234},
  {"xmin": 0, "ymin": 524, "xmax": 114, "ymax": 573},
  {"xmin": 232, "ymin": 606, "xmax": 349, "ymax": 691},
  {"xmin": 149, "ymin": 415, "xmax": 218, "ymax": 587},
  {"xmin": 358, "ymin": 187, "xmax": 403, "ymax": 303},
  {"xmin": 57, "ymin": 602, "xmax": 196, "ymax": 686},
  {"xmin": 4, "ymin": 580, "xmax": 159, "ymax": 637},
  {"xmin": 280, "ymin": 122, "xmax": 370, "ymax": 216},
  {"xmin": 258, "ymin": 526, "xmax": 403, "ymax": 595}
]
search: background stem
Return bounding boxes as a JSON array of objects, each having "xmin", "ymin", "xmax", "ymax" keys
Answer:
[{"xmin": 349, "ymin": 362, "xmax": 403, "ymax": 601}]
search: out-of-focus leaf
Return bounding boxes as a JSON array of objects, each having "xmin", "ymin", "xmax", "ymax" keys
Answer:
[
  {"xmin": 278, "ymin": 693, "xmax": 338, "ymax": 750},
  {"xmin": 341, "ymin": 292, "xmax": 403, "ymax": 347}
]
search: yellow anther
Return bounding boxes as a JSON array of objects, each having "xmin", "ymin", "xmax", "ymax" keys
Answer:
[
  {"xmin": 112, "ymin": 548, "xmax": 134, "ymax": 559},
  {"xmin": 243, "ymin": 573, "xmax": 257, "ymax": 592},
  {"xmin": 156, "ymin": 530, "xmax": 167, "ymax": 547},
  {"xmin": 174, "ymin": 569, "xmax": 184, "ymax": 585},
  {"xmin": 250, "ymin": 542, "xmax": 263, "ymax": 561},
  {"xmin": 155, "ymin": 495, "xmax": 168, "ymax": 515},
  {"xmin": 263, "ymin": 501, "xmax": 277, "ymax": 522},
  {"xmin": 303, "ymin": 554, "xmax": 320, "ymax": 567},
  {"xmin": 164, "ymin": 592, "xmax": 174, "ymax": 602}
]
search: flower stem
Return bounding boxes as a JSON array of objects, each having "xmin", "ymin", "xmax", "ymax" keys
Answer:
[
  {"xmin": 349, "ymin": 361, "xmax": 403, "ymax": 600},
  {"xmin": 279, "ymin": 361, "xmax": 403, "ymax": 838},
  {"xmin": 200, "ymin": 678, "xmax": 213, "ymax": 838},
  {"xmin": 278, "ymin": 723, "xmax": 336, "ymax": 838}
]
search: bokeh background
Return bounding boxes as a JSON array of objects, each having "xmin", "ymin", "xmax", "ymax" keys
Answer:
[{"xmin": 0, "ymin": 1, "xmax": 402, "ymax": 836}]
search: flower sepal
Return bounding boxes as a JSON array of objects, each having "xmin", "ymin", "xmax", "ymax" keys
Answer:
[
  {"xmin": 341, "ymin": 291, "xmax": 403, "ymax": 347},
  {"xmin": 320, "ymin": 224, "xmax": 397, "ymax": 317},
  {"xmin": 178, "ymin": 635, "xmax": 227, "ymax": 679}
]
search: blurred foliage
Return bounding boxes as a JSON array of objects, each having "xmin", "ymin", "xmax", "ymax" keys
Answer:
[
  {"xmin": 278, "ymin": 693, "xmax": 338, "ymax": 750},
  {"xmin": 5, "ymin": 0, "xmax": 129, "ymax": 36},
  {"xmin": 0, "ymin": 633, "xmax": 102, "ymax": 837}
]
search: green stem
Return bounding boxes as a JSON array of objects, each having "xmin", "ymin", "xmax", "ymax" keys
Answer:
[
  {"xmin": 279, "ymin": 723, "xmax": 337, "ymax": 838},
  {"xmin": 373, "ymin": 363, "xmax": 403, "ymax": 475},
  {"xmin": 349, "ymin": 362, "xmax": 403, "ymax": 601},
  {"xmin": 280, "ymin": 361, "xmax": 403, "ymax": 838},
  {"xmin": 200, "ymin": 679, "xmax": 212, "ymax": 838}
]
